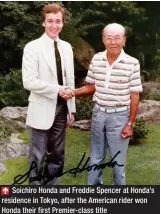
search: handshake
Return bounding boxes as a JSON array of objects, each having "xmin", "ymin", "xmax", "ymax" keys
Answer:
[{"xmin": 59, "ymin": 86, "xmax": 75, "ymax": 101}]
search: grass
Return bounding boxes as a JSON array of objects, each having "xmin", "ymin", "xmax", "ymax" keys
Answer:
[{"xmin": 0, "ymin": 124, "xmax": 159, "ymax": 185}]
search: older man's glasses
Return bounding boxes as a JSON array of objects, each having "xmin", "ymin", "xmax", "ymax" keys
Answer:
[{"xmin": 104, "ymin": 36, "xmax": 123, "ymax": 43}]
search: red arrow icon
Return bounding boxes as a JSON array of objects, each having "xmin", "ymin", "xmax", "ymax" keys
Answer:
[{"xmin": 1, "ymin": 187, "xmax": 10, "ymax": 195}]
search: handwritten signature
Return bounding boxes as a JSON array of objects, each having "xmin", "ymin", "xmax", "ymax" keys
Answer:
[{"xmin": 12, "ymin": 151, "xmax": 123, "ymax": 185}]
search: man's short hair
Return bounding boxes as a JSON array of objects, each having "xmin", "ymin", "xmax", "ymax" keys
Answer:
[
  {"xmin": 102, "ymin": 23, "xmax": 126, "ymax": 37},
  {"xmin": 42, "ymin": 3, "xmax": 65, "ymax": 22}
]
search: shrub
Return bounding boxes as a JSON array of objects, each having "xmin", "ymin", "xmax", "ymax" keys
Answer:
[
  {"xmin": 0, "ymin": 69, "xmax": 29, "ymax": 108},
  {"xmin": 131, "ymin": 117, "xmax": 149, "ymax": 144},
  {"xmin": 75, "ymin": 96, "xmax": 93, "ymax": 121},
  {"xmin": 140, "ymin": 87, "xmax": 160, "ymax": 101}
]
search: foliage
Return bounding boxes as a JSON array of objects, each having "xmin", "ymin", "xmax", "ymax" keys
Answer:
[
  {"xmin": 142, "ymin": 68, "xmax": 160, "ymax": 82},
  {"xmin": 0, "ymin": 69, "xmax": 29, "ymax": 108},
  {"xmin": 135, "ymin": 2, "xmax": 160, "ymax": 81},
  {"xmin": 68, "ymin": 1, "xmax": 160, "ymax": 80},
  {"xmin": 132, "ymin": 117, "xmax": 149, "ymax": 143},
  {"xmin": 0, "ymin": 1, "xmax": 64, "ymax": 75},
  {"xmin": 0, "ymin": 1, "xmax": 159, "ymax": 109},
  {"xmin": 0, "ymin": 2, "xmax": 41, "ymax": 74},
  {"xmin": 140, "ymin": 82, "xmax": 160, "ymax": 101},
  {"xmin": 75, "ymin": 96, "xmax": 93, "ymax": 121},
  {"xmin": 0, "ymin": 1, "xmax": 159, "ymax": 79},
  {"xmin": 140, "ymin": 88, "xmax": 160, "ymax": 101}
]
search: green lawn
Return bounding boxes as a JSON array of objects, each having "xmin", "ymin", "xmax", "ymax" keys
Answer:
[{"xmin": 0, "ymin": 124, "xmax": 159, "ymax": 185}]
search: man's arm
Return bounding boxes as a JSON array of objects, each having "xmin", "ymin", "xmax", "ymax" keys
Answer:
[
  {"xmin": 122, "ymin": 59, "xmax": 142, "ymax": 139},
  {"xmin": 128, "ymin": 92, "xmax": 140, "ymax": 124},
  {"xmin": 63, "ymin": 54, "xmax": 96, "ymax": 99},
  {"xmin": 122, "ymin": 93, "xmax": 139, "ymax": 139},
  {"xmin": 74, "ymin": 84, "xmax": 95, "ymax": 97}
]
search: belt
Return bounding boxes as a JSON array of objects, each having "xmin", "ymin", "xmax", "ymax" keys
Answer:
[{"xmin": 95, "ymin": 104, "xmax": 130, "ymax": 113}]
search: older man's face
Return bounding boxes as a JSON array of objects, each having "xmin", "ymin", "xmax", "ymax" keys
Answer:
[{"xmin": 103, "ymin": 27, "xmax": 126, "ymax": 56}]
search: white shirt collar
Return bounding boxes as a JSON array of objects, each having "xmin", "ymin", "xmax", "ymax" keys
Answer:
[
  {"xmin": 102, "ymin": 49, "xmax": 126, "ymax": 62},
  {"xmin": 43, "ymin": 33, "xmax": 60, "ymax": 47}
]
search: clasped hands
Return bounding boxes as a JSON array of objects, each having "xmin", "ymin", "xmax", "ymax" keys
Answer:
[{"xmin": 59, "ymin": 86, "xmax": 75, "ymax": 101}]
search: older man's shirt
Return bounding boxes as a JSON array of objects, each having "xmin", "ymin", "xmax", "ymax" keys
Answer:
[{"xmin": 86, "ymin": 49, "xmax": 143, "ymax": 107}]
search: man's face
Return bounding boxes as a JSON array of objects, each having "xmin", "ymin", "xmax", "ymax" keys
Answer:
[
  {"xmin": 103, "ymin": 27, "xmax": 126, "ymax": 56},
  {"xmin": 43, "ymin": 12, "xmax": 63, "ymax": 40}
]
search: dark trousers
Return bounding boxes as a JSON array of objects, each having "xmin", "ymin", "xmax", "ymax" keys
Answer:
[{"xmin": 29, "ymin": 102, "xmax": 67, "ymax": 185}]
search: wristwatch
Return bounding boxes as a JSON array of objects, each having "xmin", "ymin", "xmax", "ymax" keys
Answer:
[{"xmin": 128, "ymin": 122, "xmax": 134, "ymax": 127}]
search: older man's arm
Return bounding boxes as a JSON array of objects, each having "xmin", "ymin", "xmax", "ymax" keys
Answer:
[
  {"xmin": 122, "ymin": 92, "xmax": 139, "ymax": 139},
  {"xmin": 73, "ymin": 84, "xmax": 96, "ymax": 97},
  {"xmin": 128, "ymin": 92, "xmax": 140, "ymax": 124}
]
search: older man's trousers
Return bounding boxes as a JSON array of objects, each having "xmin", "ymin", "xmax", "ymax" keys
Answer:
[
  {"xmin": 29, "ymin": 102, "xmax": 67, "ymax": 185},
  {"xmin": 88, "ymin": 105, "xmax": 130, "ymax": 185}
]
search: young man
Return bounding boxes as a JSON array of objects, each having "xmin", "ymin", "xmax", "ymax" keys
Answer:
[
  {"xmin": 22, "ymin": 3, "xmax": 75, "ymax": 185},
  {"xmin": 72, "ymin": 23, "xmax": 142, "ymax": 185}
]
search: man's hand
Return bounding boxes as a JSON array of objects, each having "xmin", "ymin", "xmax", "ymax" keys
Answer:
[
  {"xmin": 122, "ymin": 124, "xmax": 133, "ymax": 139},
  {"xmin": 59, "ymin": 86, "xmax": 74, "ymax": 100}
]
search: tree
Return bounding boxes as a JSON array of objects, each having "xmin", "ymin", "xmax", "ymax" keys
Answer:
[
  {"xmin": 134, "ymin": 1, "xmax": 160, "ymax": 81},
  {"xmin": 0, "ymin": 1, "xmax": 62, "ymax": 75},
  {"xmin": 0, "ymin": 1, "xmax": 159, "ymax": 78},
  {"xmin": 68, "ymin": 1, "xmax": 160, "ymax": 79},
  {"xmin": 0, "ymin": 1, "xmax": 93, "ymax": 107}
]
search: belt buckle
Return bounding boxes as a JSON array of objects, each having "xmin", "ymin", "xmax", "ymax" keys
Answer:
[{"xmin": 106, "ymin": 108, "xmax": 115, "ymax": 113}]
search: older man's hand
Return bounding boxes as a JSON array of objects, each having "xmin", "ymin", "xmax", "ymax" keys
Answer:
[{"xmin": 121, "ymin": 124, "xmax": 133, "ymax": 139}]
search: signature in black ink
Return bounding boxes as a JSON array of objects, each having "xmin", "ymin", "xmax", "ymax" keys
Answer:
[{"xmin": 12, "ymin": 151, "xmax": 123, "ymax": 185}]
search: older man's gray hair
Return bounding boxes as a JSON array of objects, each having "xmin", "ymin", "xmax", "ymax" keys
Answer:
[{"xmin": 102, "ymin": 23, "xmax": 126, "ymax": 37}]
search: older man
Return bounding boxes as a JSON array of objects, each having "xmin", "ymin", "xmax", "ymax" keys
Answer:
[{"xmin": 72, "ymin": 23, "xmax": 142, "ymax": 185}]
